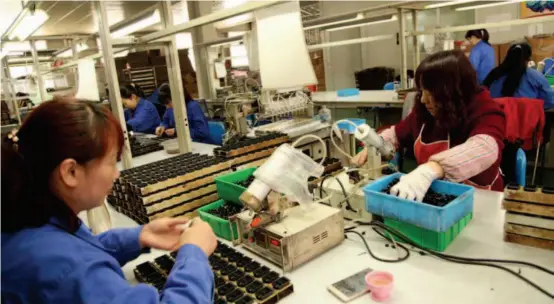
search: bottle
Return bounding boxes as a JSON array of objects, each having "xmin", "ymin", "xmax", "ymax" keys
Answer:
[{"xmin": 318, "ymin": 105, "xmax": 331, "ymax": 122}]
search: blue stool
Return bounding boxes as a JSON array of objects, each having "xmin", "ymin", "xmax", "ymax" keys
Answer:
[
  {"xmin": 515, "ymin": 148, "xmax": 526, "ymax": 187},
  {"xmin": 208, "ymin": 121, "xmax": 225, "ymax": 146}
]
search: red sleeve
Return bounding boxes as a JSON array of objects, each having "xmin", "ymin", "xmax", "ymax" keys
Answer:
[{"xmin": 394, "ymin": 109, "xmax": 418, "ymax": 148}]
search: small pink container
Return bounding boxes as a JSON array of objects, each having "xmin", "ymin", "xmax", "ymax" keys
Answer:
[{"xmin": 365, "ymin": 271, "xmax": 394, "ymax": 302}]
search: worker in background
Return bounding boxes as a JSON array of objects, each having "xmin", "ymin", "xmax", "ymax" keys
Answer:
[
  {"xmin": 353, "ymin": 50, "xmax": 506, "ymax": 200},
  {"xmin": 120, "ymin": 83, "xmax": 161, "ymax": 134},
  {"xmin": 154, "ymin": 83, "xmax": 210, "ymax": 144},
  {"xmin": 484, "ymin": 42, "xmax": 554, "ymax": 109},
  {"xmin": 466, "ymin": 29, "xmax": 495, "ymax": 84},
  {"xmin": 1, "ymin": 98, "xmax": 217, "ymax": 303}
]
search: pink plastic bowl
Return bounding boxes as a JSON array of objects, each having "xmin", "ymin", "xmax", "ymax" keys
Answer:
[{"xmin": 365, "ymin": 271, "xmax": 394, "ymax": 302}]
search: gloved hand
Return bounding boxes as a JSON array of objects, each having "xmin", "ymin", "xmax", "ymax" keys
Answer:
[
  {"xmin": 390, "ymin": 162, "xmax": 442, "ymax": 201},
  {"xmin": 355, "ymin": 124, "xmax": 394, "ymax": 158}
]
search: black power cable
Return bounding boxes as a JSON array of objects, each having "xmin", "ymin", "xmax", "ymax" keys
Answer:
[
  {"xmin": 351, "ymin": 221, "xmax": 554, "ymax": 299},
  {"xmin": 318, "ymin": 175, "xmax": 356, "ymax": 212},
  {"xmin": 345, "ymin": 230, "xmax": 410, "ymax": 263}
]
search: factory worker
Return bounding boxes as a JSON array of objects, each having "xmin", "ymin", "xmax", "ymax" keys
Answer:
[
  {"xmin": 485, "ymin": 42, "xmax": 554, "ymax": 109},
  {"xmin": 353, "ymin": 50, "xmax": 506, "ymax": 200},
  {"xmin": 120, "ymin": 83, "xmax": 161, "ymax": 134},
  {"xmin": 466, "ymin": 29, "xmax": 495, "ymax": 84},
  {"xmin": 154, "ymin": 83, "xmax": 210, "ymax": 144},
  {"xmin": 1, "ymin": 98, "xmax": 217, "ymax": 303}
]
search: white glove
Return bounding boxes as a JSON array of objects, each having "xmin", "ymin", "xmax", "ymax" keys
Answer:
[{"xmin": 390, "ymin": 163, "xmax": 440, "ymax": 201}]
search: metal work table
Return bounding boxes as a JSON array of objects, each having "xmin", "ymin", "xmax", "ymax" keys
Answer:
[
  {"xmin": 311, "ymin": 90, "xmax": 404, "ymax": 109},
  {"xmin": 90, "ymin": 144, "xmax": 554, "ymax": 304}
]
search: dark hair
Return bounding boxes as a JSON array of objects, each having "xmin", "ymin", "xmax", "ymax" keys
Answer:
[
  {"xmin": 483, "ymin": 43, "xmax": 532, "ymax": 97},
  {"xmin": 465, "ymin": 29, "xmax": 490, "ymax": 44},
  {"xmin": 1, "ymin": 98, "xmax": 124, "ymax": 233},
  {"xmin": 158, "ymin": 83, "xmax": 193, "ymax": 105},
  {"xmin": 120, "ymin": 82, "xmax": 146, "ymax": 99},
  {"xmin": 415, "ymin": 50, "xmax": 480, "ymax": 130}
]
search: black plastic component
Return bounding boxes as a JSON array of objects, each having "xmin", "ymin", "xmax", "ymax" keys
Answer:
[
  {"xmin": 263, "ymin": 271, "xmax": 280, "ymax": 284},
  {"xmin": 228, "ymin": 269, "xmax": 245, "ymax": 282},
  {"xmin": 253, "ymin": 266, "xmax": 270, "ymax": 278},
  {"xmin": 155, "ymin": 255, "xmax": 174, "ymax": 272},
  {"xmin": 226, "ymin": 288, "xmax": 245, "ymax": 302},
  {"xmin": 542, "ymin": 187, "xmax": 554, "ymax": 194},
  {"xmin": 217, "ymin": 283, "xmax": 235, "ymax": 296},
  {"xmin": 506, "ymin": 183, "xmax": 520, "ymax": 190},
  {"xmin": 211, "ymin": 260, "xmax": 226, "ymax": 271},
  {"xmin": 236, "ymin": 295, "xmax": 255, "ymax": 304},
  {"xmin": 228, "ymin": 251, "xmax": 244, "ymax": 263},
  {"xmin": 246, "ymin": 280, "xmax": 264, "ymax": 294},
  {"xmin": 221, "ymin": 264, "xmax": 238, "ymax": 276},
  {"xmin": 236, "ymin": 256, "xmax": 252, "ymax": 268},
  {"xmin": 272, "ymin": 277, "xmax": 290, "ymax": 290},
  {"xmin": 255, "ymin": 287, "xmax": 274, "ymax": 301},
  {"xmin": 214, "ymin": 297, "xmax": 227, "ymax": 304},
  {"xmin": 136, "ymin": 262, "xmax": 157, "ymax": 277},
  {"xmin": 215, "ymin": 276, "xmax": 225, "ymax": 288},
  {"xmin": 524, "ymin": 185, "xmax": 537, "ymax": 192},
  {"xmin": 237, "ymin": 275, "xmax": 254, "ymax": 288},
  {"xmin": 244, "ymin": 261, "xmax": 261, "ymax": 272}
]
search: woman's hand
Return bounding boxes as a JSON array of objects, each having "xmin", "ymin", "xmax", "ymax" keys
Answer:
[
  {"xmin": 178, "ymin": 218, "xmax": 217, "ymax": 256},
  {"xmin": 139, "ymin": 217, "xmax": 189, "ymax": 251},
  {"xmin": 165, "ymin": 128, "xmax": 176, "ymax": 137},
  {"xmin": 390, "ymin": 161, "xmax": 444, "ymax": 201},
  {"xmin": 155, "ymin": 126, "xmax": 165, "ymax": 137},
  {"xmin": 351, "ymin": 147, "xmax": 368, "ymax": 166}
]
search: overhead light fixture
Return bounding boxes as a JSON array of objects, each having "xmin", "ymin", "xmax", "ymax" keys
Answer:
[
  {"xmin": 214, "ymin": 0, "xmax": 254, "ymax": 30},
  {"xmin": 455, "ymin": 0, "xmax": 522, "ymax": 11},
  {"xmin": 327, "ymin": 15, "xmax": 398, "ymax": 32},
  {"xmin": 7, "ymin": 9, "xmax": 49, "ymax": 41},
  {"xmin": 111, "ymin": 9, "xmax": 160, "ymax": 38},
  {"xmin": 304, "ymin": 13, "xmax": 364, "ymax": 31},
  {"xmin": 56, "ymin": 43, "xmax": 89, "ymax": 58},
  {"xmin": 425, "ymin": 0, "xmax": 477, "ymax": 9},
  {"xmin": 114, "ymin": 50, "xmax": 129, "ymax": 58}
]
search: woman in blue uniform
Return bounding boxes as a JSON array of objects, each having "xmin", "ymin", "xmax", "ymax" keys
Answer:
[
  {"xmin": 120, "ymin": 83, "xmax": 161, "ymax": 134},
  {"xmin": 154, "ymin": 83, "xmax": 210, "ymax": 143},
  {"xmin": 1, "ymin": 98, "xmax": 217, "ymax": 303},
  {"xmin": 485, "ymin": 42, "xmax": 554, "ymax": 109},
  {"xmin": 466, "ymin": 29, "xmax": 495, "ymax": 84}
]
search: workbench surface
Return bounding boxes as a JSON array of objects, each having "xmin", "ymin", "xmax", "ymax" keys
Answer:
[
  {"xmin": 312, "ymin": 90, "xmax": 404, "ymax": 108},
  {"xmin": 91, "ymin": 146, "xmax": 553, "ymax": 304}
]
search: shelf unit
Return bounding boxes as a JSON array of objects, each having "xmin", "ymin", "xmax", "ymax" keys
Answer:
[{"xmin": 123, "ymin": 67, "xmax": 158, "ymax": 97}]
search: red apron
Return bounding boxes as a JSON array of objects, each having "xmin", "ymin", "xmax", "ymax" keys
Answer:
[{"xmin": 413, "ymin": 124, "xmax": 499, "ymax": 190}]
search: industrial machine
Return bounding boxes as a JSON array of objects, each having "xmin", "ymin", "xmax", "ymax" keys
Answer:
[{"xmin": 233, "ymin": 203, "xmax": 344, "ymax": 272}]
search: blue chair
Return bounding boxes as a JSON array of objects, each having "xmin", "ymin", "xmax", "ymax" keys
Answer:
[
  {"xmin": 515, "ymin": 148, "xmax": 526, "ymax": 187},
  {"xmin": 383, "ymin": 82, "xmax": 395, "ymax": 90},
  {"xmin": 208, "ymin": 121, "xmax": 225, "ymax": 146}
]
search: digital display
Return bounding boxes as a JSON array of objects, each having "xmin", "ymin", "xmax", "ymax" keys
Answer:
[{"xmin": 331, "ymin": 268, "xmax": 372, "ymax": 298}]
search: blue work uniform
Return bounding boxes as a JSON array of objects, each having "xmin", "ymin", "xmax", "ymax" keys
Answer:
[
  {"xmin": 469, "ymin": 40, "xmax": 495, "ymax": 84},
  {"xmin": 124, "ymin": 98, "xmax": 161, "ymax": 134},
  {"xmin": 489, "ymin": 68, "xmax": 554, "ymax": 109},
  {"xmin": 1, "ymin": 217, "xmax": 214, "ymax": 304},
  {"xmin": 161, "ymin": 100, "xmax": 210, "ymax": 143}
]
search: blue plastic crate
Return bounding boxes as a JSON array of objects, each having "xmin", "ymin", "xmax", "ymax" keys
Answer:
[{"xmin": 363, "ymin": 173, "xmax": 475, "ymax": 232}]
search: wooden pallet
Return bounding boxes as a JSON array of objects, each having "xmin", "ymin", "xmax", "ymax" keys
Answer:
[
  {"xmin": 504, "ymin": 223, "xmax": 554, "ymax": 241},
  {"xmin": 505, "ymin": 212, "xmax": 554, "ymax": 230},
  {"xmin": 504, "ymin": 232, "xmax": 554, "ymax": 251},
  {"xmin": 503, "ymin": 186, "xmax": 554, "ymax": 205}
]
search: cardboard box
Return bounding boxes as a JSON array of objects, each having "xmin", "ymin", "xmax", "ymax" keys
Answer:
[
  {"xmin": 526, "ymin": 35, "xmax": 554, "ymax": 64},
  {"xmin": 492, "ymin": 44, "xmax": 501, "ymax": 66},
  {"xmin": 498, "ymin": 42, "xmax": 513, "ymax": 64}
]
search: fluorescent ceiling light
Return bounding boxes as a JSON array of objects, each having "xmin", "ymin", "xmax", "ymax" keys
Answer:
[
  {"xmin": 214, "ymin": 0, "xmax": 254, "ymax": 29},
  {"xmin": 56, "ymin": 43, "xmax": 89, "ymax": 58},
  {"xmin": 327, "ymin": 15, "xmax": 398, "ymax": 32},
  {"xmin": 114, "ymin": 50, "xmax": 129, "ymax": 58},
  {"xmin": 8, "ymin": 9, "xmax": 49, "ymax": 41},
  {"xmin": 111, "ymin": 9, "xmax": 160, "ymax": 38},
  {"xmin": 304, "ymin": 13, "xmax": 364, "ymax": 31},
  {"xmin": 2, "ymin": 41, "xmax": 47, "ymax": 52},
  {"xmin": 425, "ymin": 0, "xmax": 477, "ymax": 9},
  {"xmin": 455, "ymin": 1, "xmax": 522, "ymax": 11}
]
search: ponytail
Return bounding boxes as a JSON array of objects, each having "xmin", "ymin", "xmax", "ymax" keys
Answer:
[
  {"xmin": 120, "ymin": 82, "xmax": 146, "ymax": 99},
  {"xmin": 465, "ymin": 28, "xmax": 490, "ymax": 44},
  {"xmin": 483, "ymin": 43, "xmax": 532, "ymax": 97},
  {"xmin": 481, "ymin": 29, "xmax": 490, "ymax": 44}
]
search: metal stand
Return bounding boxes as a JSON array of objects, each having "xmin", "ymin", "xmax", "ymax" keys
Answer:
[
  {"xmin": 398, "ymin": 8, "xmax": 407, "ymax": 90},
  {"xmin": 95, "ymin": 0, "xmax": 132, "ymax": 170},
  {"xmin": 30, "ymin": 40, "xmax": 46, "ymax": 102}
]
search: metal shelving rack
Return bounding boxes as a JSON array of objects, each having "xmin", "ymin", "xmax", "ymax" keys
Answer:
[{"xmin": 1, "ymin": 57, "xmax": 22, "ymax": 133}]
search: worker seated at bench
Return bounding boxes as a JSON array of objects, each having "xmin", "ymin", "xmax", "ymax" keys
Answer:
[
  {"xmin": 154, "ymin": 83, "xmax": 210, "ymax": 144},
  {"xmin": 484, "ymin": 42, "xmax": 554, "ymax": 109},
  {"xmin": 120, "ymin": 82, "xmax": 161, "ymax": 134},
  {"xmin": 354, "ymin": 50, "xmax": 506, "ymax": 200}
]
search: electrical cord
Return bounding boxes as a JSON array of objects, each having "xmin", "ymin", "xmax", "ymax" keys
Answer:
[
  {"xmin": 318, "ymin": 174, "xmax": 355, "ymax": 212},
  {"xmin": 345, "ymin": 230, "xmax": 410, "ymax": 263},
  {"xmin": 355, "ymin": 220, "xmax": 554, "ymax": 299}
]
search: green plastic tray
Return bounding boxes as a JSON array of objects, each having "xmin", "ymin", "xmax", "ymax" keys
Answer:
[
  {"xmin": 384, "ymin": 212, "xmax": 473, "ymax": 252},
  {"xmin": 214, "ymin": 167, "xmax": 256, "ymax": 205},
  {"xmin": 198, "ymin": 199, "xmax": 241, "ymax": 241}
]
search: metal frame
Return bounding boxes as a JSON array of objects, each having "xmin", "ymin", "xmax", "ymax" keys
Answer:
[
  {"xmin": 30, "ymin": 40, "xmax": 46, "ymax": 102},
  {"xmin": 1, "ymin": 57, "xmax": 22, "ymax": 126}
]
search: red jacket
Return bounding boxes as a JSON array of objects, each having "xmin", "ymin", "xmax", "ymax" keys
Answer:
[
  {"xmin": 395, "ymin": 89, "xmax": 506, "ymax": 190},
  {"xmin": 492, "ymin": 97, "xmax": 545, "ymax": 150}
]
